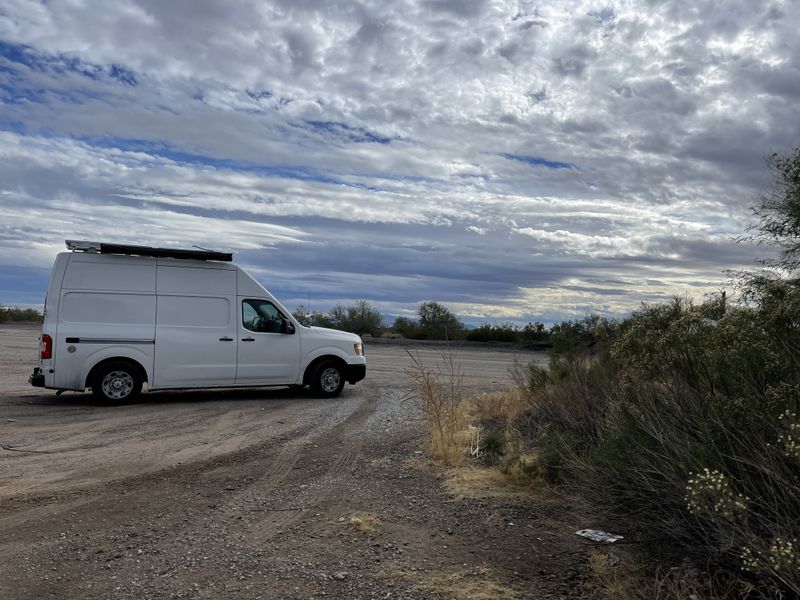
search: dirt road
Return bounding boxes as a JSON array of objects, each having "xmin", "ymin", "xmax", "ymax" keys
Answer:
[{"xmin": 0, "ymin": 324, "xmax": 590, "ymax": 599}]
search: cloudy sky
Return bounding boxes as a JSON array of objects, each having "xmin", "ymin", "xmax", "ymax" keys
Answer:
[{"xmin": 1, "ymin": 0, "xmax": 798, "ymax": 324}]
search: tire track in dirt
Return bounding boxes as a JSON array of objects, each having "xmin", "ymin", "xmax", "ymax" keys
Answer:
[
  {"xmin": 242, "ymin": 387, "xmax": 378, "ymax": 546},
  {"xmin": 0, "ymin": 397, "xmax": 347, "ymax": 541},
  {"xmin": 0, "ymin": 391, "xmax": 373, "ymax": 599}
]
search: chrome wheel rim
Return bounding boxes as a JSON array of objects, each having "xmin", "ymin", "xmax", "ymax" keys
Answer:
[
  {"xmin": 102, "ymin": 370, "xmax": 134, "ymax": 400},
  {"xmin": 320, "ymin": 367, "xmax": 341, "ymax": 393}
]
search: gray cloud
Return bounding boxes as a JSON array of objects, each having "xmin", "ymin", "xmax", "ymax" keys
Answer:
[{"xmin": 423, "ymin": 0, "xmax": 490, "ymax": 19}]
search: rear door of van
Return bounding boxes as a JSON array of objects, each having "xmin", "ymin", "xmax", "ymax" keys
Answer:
[{"xmin": 153, "ymin": 262, "xmax": 237, "ymax": 388}]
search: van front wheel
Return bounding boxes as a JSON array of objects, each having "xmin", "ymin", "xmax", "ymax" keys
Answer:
[
  {"xmin": 92, "ymin": 362, "xmax": 143, "ymax": 404},
  {"xmin": 312, "ymin": 361, "xmax": 345, "ymax": 398}
]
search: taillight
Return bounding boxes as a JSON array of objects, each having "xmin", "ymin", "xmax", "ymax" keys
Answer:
[{"xmin": 40, "ymin": 334, "xmax": 53, "ymax": 360}]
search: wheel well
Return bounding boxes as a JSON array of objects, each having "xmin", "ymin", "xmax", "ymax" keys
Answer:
[
  {"xmin": 85, "ymin": 357, "xmax": 148, "ymax": 388},
  {"xmin": 303, "ymin": 355, "xmax": 347, "ymax": 385}
]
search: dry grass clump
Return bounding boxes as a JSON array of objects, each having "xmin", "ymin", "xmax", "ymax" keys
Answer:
[
  {"xmin": 406, "ymin": 350, "xmax": 470, "ymax": 465},
  {"xmin": 470, "ymin": 388, "xmax": 527, "ymax": 427},
  {"xmin": 407, "ymin": 348, "xmax": 538, "ymax": 494},
  {"xmin": 350, "ymin": 512, "xmax": 380, "ymax": 534},
  {"xmin": 444, "ymin": 466, "xmax": 532, "ymax": 500},
  {"xmin": 586, "ymin": 549, "xmax": 636, "ymax": 599},
  {"xmin": 587, "ymin": 549, "xmax": 747, "ymax": 600},
  {"xmin": 385, "ymin": 565, "xmax": 518, "ymax": 600}
]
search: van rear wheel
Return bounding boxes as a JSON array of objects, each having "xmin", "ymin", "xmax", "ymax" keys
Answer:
[
  {"xmin": 91, "ymin": 362, "xmax": 143, "ymax": 404},
  {"xmin": 312, "ymin": 361, "xmax": 345, "ymax": 398}
]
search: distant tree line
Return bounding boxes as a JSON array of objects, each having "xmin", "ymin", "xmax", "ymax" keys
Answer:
[
  {"xmin": 292, "ymin": 300, "xmax": 383, "ymax": 336},
  {"xmin": 0, "ymin": 305, "xmax": 42, "ymax": 323},
  {"xmin": 292, "ymin": 298, "xmax": 615, "ymax": 345},
  {"xmin": 293, "ymin": 300, "xmax": 469, "ymax": 340}
]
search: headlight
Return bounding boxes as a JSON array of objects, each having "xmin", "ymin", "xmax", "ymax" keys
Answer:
[{"xmin": 354, "ymin": 342, "xmax": 363, "ymax": 356}]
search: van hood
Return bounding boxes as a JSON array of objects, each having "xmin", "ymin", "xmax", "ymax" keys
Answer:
[{"xmin": 308, "ymin": 326, "xmax": 360, "ymax": 341}]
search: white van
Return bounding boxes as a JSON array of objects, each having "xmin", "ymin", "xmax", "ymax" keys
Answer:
[{"xmin": 29, "ymin": 241, "xmax": 366, "ymax": 402}]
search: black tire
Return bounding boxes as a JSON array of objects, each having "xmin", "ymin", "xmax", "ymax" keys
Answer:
[
  {"xmin": 311, "ymin": 361, "xmax": 345, "ymax": 398},
  {"xmin": 91, "ymin": 361, "xmax": 143, "ymax": 404}
]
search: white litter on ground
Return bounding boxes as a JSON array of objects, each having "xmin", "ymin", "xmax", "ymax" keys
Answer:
[{"xmin": 575, "ymin": 529, "xmax": 624, "ymax": 543}]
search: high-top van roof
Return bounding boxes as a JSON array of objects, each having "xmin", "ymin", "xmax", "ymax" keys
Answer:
[
  {"xmin": 60, "ymin": 243, "xmax": 267, "ymax": 297},
  {"xmin": 65, "ymin": 240, "xmax": 233, "ymax": 262}
]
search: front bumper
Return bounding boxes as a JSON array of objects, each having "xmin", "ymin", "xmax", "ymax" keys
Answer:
[
  {"xmin": 344, "ymin": 364, "xmax": 366, "ymax": 384},
  {"xmin": 29, "ymin": 367, "xmax": 45, "ymax": 388}
]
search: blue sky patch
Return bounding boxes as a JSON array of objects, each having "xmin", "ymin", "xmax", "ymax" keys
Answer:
[
  {"xmin": 304, "ymin": 120, "xmax": 393, "ymax": 144},
  {"xmin": 500, "ymin": 153, "xmax": 577, "ymax": 170},
  {"xmin": 77, "ymin": 135, "xmax": 373, "ymax": 187},
  {"xmin": 0, "ymin": 40, "xmax": 137, "ymax": 86},
  {"xmin": 588, "ymin": 7, "xmax": 616, "ymax": 23},
  {"xmin": 246, "ymin": 89, "xmax": 273, "ymax": 100},
  {"xmin": 0, "ymin": 265, "xmax": 50, "ymax": 305},
  {"xmin": 0, "ymin": 40, "xmax": 37, "ymax": 67}
]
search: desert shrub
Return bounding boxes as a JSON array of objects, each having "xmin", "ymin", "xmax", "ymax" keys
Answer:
[
  {"xmin": 521, "ymin": 290, "xmax": 800, "ymax": 594},
  {"xmin": 519, "ymin": 352, "xmax": 618, "ymax": 483},
  {"xmin": 550, "ymin": 315, "xmax": 618, "ymax": 358},
  {"xmin": 519, "ymin": 149, "xmax": 800, "ymax": 593},
  {"xmin": 478, "ymin": 429, "xmax": 506, "ymax": 456}
]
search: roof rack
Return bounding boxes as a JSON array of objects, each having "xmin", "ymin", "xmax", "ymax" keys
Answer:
[{"xmin": 65, "ymin": 240, "xmax": 233, "ymax": 262}]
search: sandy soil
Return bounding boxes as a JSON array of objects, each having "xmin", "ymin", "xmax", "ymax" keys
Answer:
[{"xmin": 0, "ymin": 324, "xmax": 593, "ymax": 599}]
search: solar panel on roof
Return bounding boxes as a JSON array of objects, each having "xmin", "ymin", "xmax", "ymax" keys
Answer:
[{"xmin": 65, "ymin": 240, "xmax": 233, "ymax": 262}]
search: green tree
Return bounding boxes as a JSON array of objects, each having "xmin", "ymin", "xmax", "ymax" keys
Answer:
[
  {"xmin": 346, "ymin": 300, "xmax": 383, "ymax": 336},
  {"xmin": 392, "ymin": 316, "xmax": 414, "ymax": 333},
  {"xmin": 418, "ymin": 301, "xmax": 463, "ymax": 340},
  {"xmin": 750, "ymin": 146, "xmax": 800, "ymax": 272},
  {"xmin": 521, "ymin": 321, "xmax": 549, "ymax": 341},
  {"xmin": 329, "ymin": 304, "xmax": 348, "ymax": 330},
  {"xmin": 392, "ymin": 316, "xmax": 424, "ymax": 338}
]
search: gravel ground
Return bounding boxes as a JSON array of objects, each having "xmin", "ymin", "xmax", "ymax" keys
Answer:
[{"xmin": 0, "ymin": 324, "xmax": 594, "ymax": 599}]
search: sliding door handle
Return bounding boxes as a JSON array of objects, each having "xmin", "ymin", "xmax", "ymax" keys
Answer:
[{"xmin": 219, "ymin": 337, "xmax": 234, "ymax": 342}]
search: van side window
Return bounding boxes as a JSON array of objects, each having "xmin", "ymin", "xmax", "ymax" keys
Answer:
[{"xmin": 242, "ymin": 299, "xmax": 286, "ymax": 333}]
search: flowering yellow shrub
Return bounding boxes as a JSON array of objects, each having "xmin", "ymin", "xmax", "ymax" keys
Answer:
[
  {"xmin": 741, "ymin": 537, "xmax": 799, "ymax": 574},
  {"xmin": 685, "ymin": 468, "xmax": 747, "ymax": 520},
  {"xmin": 775, "ymin": 410, "xmax": 800, "ymax": 460}
]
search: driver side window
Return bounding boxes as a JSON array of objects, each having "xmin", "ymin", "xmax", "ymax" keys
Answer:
[{"xmin": 242, "ymin": 299, "xmax": 285, "ymax": 333}]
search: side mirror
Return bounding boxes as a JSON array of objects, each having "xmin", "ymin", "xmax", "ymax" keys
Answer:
[{"xmin": 284, "ymin": 321, "xmax": 296, "ymax": 335}]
